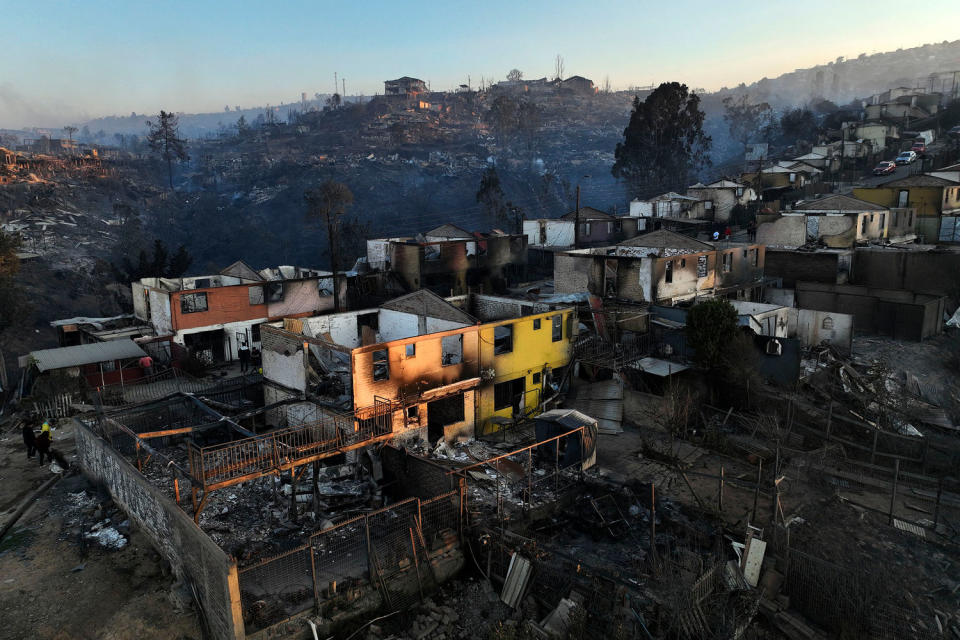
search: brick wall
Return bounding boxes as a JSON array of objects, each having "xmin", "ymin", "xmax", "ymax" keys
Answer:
[{"xmin": 75, "ymin": 421, "xmax": 243, "ymax": 639}]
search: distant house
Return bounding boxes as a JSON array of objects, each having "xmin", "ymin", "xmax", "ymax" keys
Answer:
[
  {"xmin": 756, "ymin": 194, "xmax": 916, "ymax": 249},
  {"xmin": 20, "ymin": 339, "xmax": 149, "ymax": 391},
  {"xmin": 523, "ymin": 215, "xmax": 645, "ymax": 250},
  {"xmin": 384, "ymin": 77, "xmax": 427, "ymax": 97},
  {"xmin": 629, "ymin": 192, "xmax": 710, "ymax": 220},
  {"xmin": 554, "ymin": 229, "xmax": 765, "ymax": 304},
  {"xmin": 560, "ymin": 76, "xmax": 597, "ymax": 95}
]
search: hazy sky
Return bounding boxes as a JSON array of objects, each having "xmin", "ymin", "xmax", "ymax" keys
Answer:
[{"xmin": 3, "ymin": 0, "xmax": 960, "ymax": 128}]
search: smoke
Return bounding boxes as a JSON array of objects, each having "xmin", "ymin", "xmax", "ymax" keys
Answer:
[{"xmin": 0, "ymin": 82, "xmax": 88, "ymax": 130}]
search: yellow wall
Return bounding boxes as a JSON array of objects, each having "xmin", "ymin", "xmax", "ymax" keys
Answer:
[
  {"xmin": 475, "ymin": 308, "xmax": 576, "ymax": 433},
  {"xmin": 853, "ymin": 186, "xmax": 944, "ymax": 218}
]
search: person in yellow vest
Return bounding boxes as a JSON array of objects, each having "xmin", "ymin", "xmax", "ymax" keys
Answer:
[{"xmin": 36, "ymin": 419, "xmax": 53, "ymax": 466}]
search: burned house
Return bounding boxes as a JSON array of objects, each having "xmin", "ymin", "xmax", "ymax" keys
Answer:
[
  {"xmin": 757, "ymin": 194, "xmax": 917, "ymax": 249},
  {"xmin": 554, "ymin": 229, "xmax": 766, "ymax": 304},
  {"xmin": 260, "ymin": 290, "xmax": 576, "ymax": 441},
  {"xmin": 524, "ymin": 213, "xmax": 645, "ymax": 250},
  {"xmin": 365, "ymin": 229, "xmax": 527, "ymax": 295},
  {"xmin": 384, "ymin": 76, "xmax": 428, "ymax": 97},
  {"xmin": 853, "ymin": 174, "xmax": 960, "ymax": 242},
  {"xmin": 685, "ymin": 179, "xmax": 758, "ymax": 223},
  {"xmin": 132, "ymin": 261, "xmax": 342, "ymax": 365}
]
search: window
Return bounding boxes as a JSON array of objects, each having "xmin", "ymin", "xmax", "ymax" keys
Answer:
[
  {"xmin": 879, "ymin": 213, "xmax": 885, "ymax": 228},
  {"xmin": 248, "ymin": 286, "xmax": 264, "ymax": 305},
  {"xmin": 894, "ymin": 211, "xmax": 899, "ymax": 226},
  {"xmin": 494, "ymin": 325, "xmax": 513, "ymax": 355},
  {"xmin": 533, "ymin": 318, "xmax": 541, "ymax": 330},
  {"xmin": 372, "ymin": 349, "xmax": 389, "ymax": 381},
  {"xmin": 251, "ymin": 323, "xmax": 261, "ymax": 343},
  {"xmin": 405, "ymin": 344, "xmax": 416, "ymax": 358},
  {"xmin": 566, "ymin": 313, "xmax": 574, "ymax": 341},
  {"xmin": 898, "ymin": 190, "xmax": 909, "ymax": 208},
  {"xmin": 424, "ymin": 244, "xmax": 440, "ymax": 261},
  {"xmin": 266, "ymin": 282, "xmax": 284, "ymax": 302},
  {"xmin": 722, "ymin": 252, "xmax": 732, "ymax": 273},
  {"xmin": 909, "ymin": 211, "xmax": 914, "ymax": 226},
  {"xmin": 680, "ymin": 258, "xmax": 686, "ymax": 268},
  {"xmin": 861, "ymin": 216, "xmax": 867, "ymax": 234},
  {"xmin": 788, "ymin": 173, "xmax": 796, "ymax": 183},
  {"xmin": 697, "ymin": 255, "xmax": 708, "ymax": 278},
  {"xmin": 180, "ymin": 292, "xmax": 208, "ymax": 314},
  {"xmin": 822, "ymin": 316, "xmax": 834, "ymax": 330},
  {"xmin": 494, "ymin": 377, "xmax": 525, "ymax": 411},
  {"xmin": 751, "ymin": 249, "xmax": 759, "ymax": 267},
  {"xmin": 869, "ymin": 213, "xmax": 874, "ymax": 222},
  {"xmin": 552, "ymin": 315, "xmax": 562, "ymax": 342},
  {"xmin": 407, "ymin": 405, "xmax": 419, "ymax": 419},
  {"xmin": 441, "ymin": 334, "xmax": 463, "ymax": 365},
  {"xmin": 665, "ymin": 260, "xmax": 673, "ymax": 283},
  {"xmin": 607, "ymin": 221, "xmax": 614, "ymax": 234},
  {"xmin": 582, "ymin": 222, "xmax": 592, "ymax": 236},
  {"xmin": 532, "ymin": 372, "xmax": 541, "ymax": 384},
  {"xmin": 614, "ymin": 220, "xmax": 622, "ymax": 232},
  {"xmin": 736, "ymin": 187, "xmax": 743, "ymax": 197}
]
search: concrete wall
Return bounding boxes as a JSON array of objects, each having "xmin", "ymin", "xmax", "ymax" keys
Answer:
[
  {"xmin": 765, "ymin": 250, "xmax": 847, "ymax": 288},
  {"xmin": 132, "ymin": 282, "xmax": 149, "ymax": 322},
  {"xmin": 553, "ymin": 254, "xmax": 596, "ymax": 294},
  {"xmin": 757, "ymin": 215, "xmax": 806, "ymax": 248},
  {"xmin": 652, "ymin": 252, "xmax": 716, "ymax": 303},
  {"xmin": 792, "ymin": 309, "xmax": 854, "ymax": 353},
  {"xmin": 852, "ymin": 248, "xmax": 960, "ymax": 307},
  {"xmin": 266, "ymin": 278, "xmax": 336, "ymax": 319},
  {"xmin": 795, "ymin": 282, "xmax": 944, "ymax": 341},
  {"xmin": 378, "ymin": 309, "xmax": 421, "ymax": 342},
  {"xmin": 148, "ymin": 289, "xmax": 173, "ymax": 335},
  {"xmin": 524, "ymin": 220, "xmax": 575, "ymax": 248},
  {"xmin": 75, "ymin": 422, "xmax": 243, "ymax": 640}
]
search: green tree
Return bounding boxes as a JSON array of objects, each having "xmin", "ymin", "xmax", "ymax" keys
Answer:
[
  {"xmin": 612, "ymin": 82, "xmax": 711, "ymax": 197},
  {"xmin": 305, "ymin": 181, "xmax": 354, "ymax": 312},
  {"xmin": 476, "ymin": 166, "xmax": 508, "ymax": 228},
  {"xmin": 686, "ymin": 298, "xmax": 740, "ymax": 370},
  {"xmin": 723, "ymin": 94, "xmax": 773, "ymax": 154},
  {"xmin": 146, "ymin": 110, "xmax": 189, "ymax": 190}
]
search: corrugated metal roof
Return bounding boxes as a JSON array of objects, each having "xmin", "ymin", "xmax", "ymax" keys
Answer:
[
  {"xmin": 538, "ymin": 408, "xmax": 598, "ymax": 430},
  {"xmin": 29, "ymin": 339, "xmax": 147, "ymax": 372}
]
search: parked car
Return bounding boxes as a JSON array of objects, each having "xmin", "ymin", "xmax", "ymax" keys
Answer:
[
  {"xmin": 872, "ymin": 161, "xmax": 897, "ymax": 176},
  {"xmin": 911, "ymin": 141, "xmax": 927, "ymax": 154},
  {"xmin": 948, "ymin": 125, "xmax": 960, "ymax": 138},
  {"xmin": 895, "ymin": 151, "xmax": 917, "ymax": 165}
]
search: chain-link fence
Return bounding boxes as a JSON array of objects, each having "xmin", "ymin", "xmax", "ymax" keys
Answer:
[{"xmin": 237, "ymin": 489, "xmax": 462, "ymax": 636}]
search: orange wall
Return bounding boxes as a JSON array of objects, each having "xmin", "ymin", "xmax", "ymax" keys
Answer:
[{"xmin": 171, "ymin": 286, "xmax": 268, "ymax": 331}]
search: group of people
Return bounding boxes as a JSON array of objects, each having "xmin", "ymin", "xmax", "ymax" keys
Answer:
[{"xmin": 22, "ymin": 419, "xmax": 53, "ymax": 465}]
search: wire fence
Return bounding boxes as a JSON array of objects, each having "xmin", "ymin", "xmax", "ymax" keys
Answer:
[{"xmin": 237, "ymin": 490, "xmax": 462, "ymax": 635}]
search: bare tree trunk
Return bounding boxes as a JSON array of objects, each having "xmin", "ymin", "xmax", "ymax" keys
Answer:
[{"xmin": 166, "ymin": 154, "xmax": 174, "ymax": 191}]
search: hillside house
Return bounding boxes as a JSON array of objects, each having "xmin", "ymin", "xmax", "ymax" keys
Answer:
[
  {"xmin": 384, "ymin": 77, "xmax": 427, "ymax": 97},
  {"xmin": 554, "ymin": 230, "xmax": 766, "ymax": 304},
  {"xmin": 756, "ymin": 195, "xmax": 916, "ymax": 249},
  {"xmin": 685, "ymin": 180, "xmax": 757, "ymax": 223},
  {"xmin": 260, "ymin": 290, "xmax": 576, "ymax": 441},
  {"xmin": 132, "ymin": 261, "xmax": 342, "ymax": 365},
  {"xmin": 365, "ymin": 228, "xmax": 528, "ymax": 296},
  {"xmin": 853, "ymin": 175, "xmax": 960, "ymax": 241}
]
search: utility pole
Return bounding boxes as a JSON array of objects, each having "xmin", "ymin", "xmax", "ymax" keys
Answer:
[
  {"xmin": 574, "ymin": 184, "xmax": 581, "ymax": 249},
  {"xmin": 326, "ymin": 208, "xmax": 342, "ymax": 312},
  {"xmin": 342, "ymin": 78, "xmax": 346, "ymax": 103}
]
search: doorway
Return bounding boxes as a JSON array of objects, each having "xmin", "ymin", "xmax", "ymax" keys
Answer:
[{"xmin": 427, "ymin": 393, "xmax": 465, "ymax": 443}]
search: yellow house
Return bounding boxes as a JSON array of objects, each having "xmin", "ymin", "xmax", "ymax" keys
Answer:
[
  {"xmin": 471, "ymin": 305, "xmax": 577, "ymax": 436},
  {"xmin": 259, "ymin": 290, "xmax": 576, "ymax": 443},
  {"xmin": 854, "ymin": 175, "xmax": 960, "ymax": 241}
]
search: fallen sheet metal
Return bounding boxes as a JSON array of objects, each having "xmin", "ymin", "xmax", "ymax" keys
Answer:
[
  {"xmin": 566, "ymin": 380, "xmax": 623, "ymax": 434},
  {"xmin": 501, "ymin": 553, "xmax": 533, "ymax": 608}
]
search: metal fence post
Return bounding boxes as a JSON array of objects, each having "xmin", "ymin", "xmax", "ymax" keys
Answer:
[{"xmin": 309, "ymin": 542, "xmax": 320, "ymax": 612}]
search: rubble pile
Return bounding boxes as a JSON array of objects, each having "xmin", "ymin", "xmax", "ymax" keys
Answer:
[{"xmin": 59, "ymin": 490, "xmax": 130, "ymax": 551}]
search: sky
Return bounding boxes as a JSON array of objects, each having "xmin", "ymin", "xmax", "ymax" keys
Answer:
[{"xmin": 2, "ymin": 0, "xmax": 960, "ymax": 129}]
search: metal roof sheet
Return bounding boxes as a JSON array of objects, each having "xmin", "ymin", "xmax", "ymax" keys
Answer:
[{"xmin": 28, "ymin": 339, "xmax": 147, "ymax": 372}]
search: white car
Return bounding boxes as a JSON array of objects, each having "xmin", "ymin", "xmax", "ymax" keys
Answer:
[{"xmin": 895, "ymin": 151, "xmax": 917, "ymax": 165}]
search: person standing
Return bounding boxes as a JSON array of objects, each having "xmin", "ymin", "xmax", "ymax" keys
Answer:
[
  {"xmin": 36, "ymin": 426, "xmax": 51, "ymax": 466},
  {"xmin": 238, "ymin": 342, "xmax": 251, "ymax": 374},
  {"xmin": 139, "ymin": 354, "xmax": 154, "ymax": 377},
  {"xmin": 22, "ymin": 423, "xmax": 36, "ymax": 459}
]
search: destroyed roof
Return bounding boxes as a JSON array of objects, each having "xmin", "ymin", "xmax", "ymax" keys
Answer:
[
  {"xmin": 536, "ymin": 409, "xmax": 598, "ymax": 429},
  {"xmin": 618, "ymin": 229, "xmax": 714, "ymax": 252},
  {"xmin": 28, "ymin": 339, "xmax": 147, "ymax": 372},
  {"xmin": 880, "ymin": 174, "xmax": 960, "ymax": 187},
  {"xmin": 425, "ymin": 223, "xmax": 473, "ymax": 238},
  {"xmin": 792, "ymin": 194, "xmax": 888, "ymax": 212},
  {"xmin": 220, "ymin": 260, "xmax": 264, "ymax": 281},
  {"xmin": 653, "ymin": 191, "xmax": 699, "ymax": 201},
  {"xmin": 560, "ymin": 206, "xmax": 612, "ymax": 220},
  {"xmin": 380, "ymin": 289, "xmax": 477, "ymax": 325},
  {"xmin": 386, "ymin": 76, "xmax": 425, "ymax": 83},
  {"xmin": 692, "ymin": 179, "xmax": 747, "ymax": 189}
]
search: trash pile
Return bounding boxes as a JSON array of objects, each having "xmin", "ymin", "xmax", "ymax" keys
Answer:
[{"xmin": 61, "ymin": 490, "xmax": 129, "ymax": 551}]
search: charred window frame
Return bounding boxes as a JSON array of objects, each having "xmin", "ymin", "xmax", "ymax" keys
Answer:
[
  {"xmin": 697, "ymin": 255, "xmax": 708, "ymax": 278},
  {"xmin": 494, "ymin": 377, "xmax": 524, "ymax": 411},
  {"xmin": 665, "ymin": 260, "xmax": 673, "ymax": 283},
  {"xmin": 566, "ymin": 313, "xmax": 575, "ymax": 341},
  {"xmin": 372, "ymin": 349, "xmax": 389, "ymax": 381},
  {"xmin": 180, "ymin": 292, "xmax": 208, "ymax": 314},
  {"xmin": 533, "ymin": 318, "xmax": 541, "ymax": 330},
  {"xmin": 751, "ymin": 248, "xmax": 759, "ymax": 267},
  {"xmin": 494, "ymin": 324, "xmax": 513, "ymax": 355},
  {"xmin": 266, "ymin": 282, "xmax": 284, "ymax": 302},
  {"xmin": 552, "ymin": 314, "xmax": 562, "ymax": 342},
  {"xmin": 722, "ymin": 252, "xmax": 732, "ymax": 273},
  {"xmin": 248, "ymin": 285, "xmax": 265, "ymax": 305},
  {"xmin": 251, "ymin": 323, "xmax": 261, "ymax": 343},
  {"xmin": 424, "ymin": 244, "xmax": 441, "ymax": 261},
  {"xmin": 405, "ymin": 344, "xmax": 416, "ymax": 358},
  {"xmin": 441, "ymin": 334, "xmax": 463, "ymax": 366},
  {"xmin": 861, "ymin": 215, "xmax": 868, "ymax": 234}
]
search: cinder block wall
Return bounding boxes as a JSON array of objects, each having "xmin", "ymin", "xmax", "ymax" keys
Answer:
[{"xmin": 74, "ymin": 421, "xmax": 244, "ymax": 640}]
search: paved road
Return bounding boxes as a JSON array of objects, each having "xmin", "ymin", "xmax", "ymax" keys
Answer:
[{"xmin": 857, "ymin": 160, "xmax": 922, "ymax": 187}]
